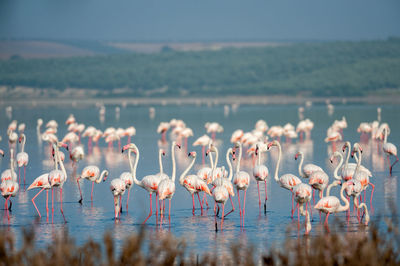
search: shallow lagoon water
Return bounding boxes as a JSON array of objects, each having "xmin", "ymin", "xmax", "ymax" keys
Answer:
[{"xmin": 0, "ymin": 102, "xmax": 399, "ymax": 256}]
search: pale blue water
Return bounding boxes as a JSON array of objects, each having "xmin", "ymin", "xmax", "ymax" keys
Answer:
[{"xmin": 0, "ymin": 102, "xmax": 399, "ymax": 255}]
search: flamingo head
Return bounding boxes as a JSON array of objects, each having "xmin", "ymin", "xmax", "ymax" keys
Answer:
[
  {"xmin": 175, "ymin": 142, "xmax": 181, "ymax": 149},
  {"xmin": 103, "ymin": 170, "xmax": 109, "ymax": 182},
  {"xmin": 0, "ymin": 149, "xmax": 4, "ymax": 157},
  {"xmin": 122, "ymin": 143, "xmax": 137, "ymax": 153},
  {"xmin": 58, "ymin": 142, "xmax": 69, "ymax": 151},
  {"xmin": 267, "ymin": 141, "xmax": 275, "ymax": 150},
  {"xmin": 342, "ymin": 141, "xmax": 350, "ymax": 152},
  {"xmin": 188, "ymin": 151, "xmax": 197, "ymax": 158},
  {"xmin": 255, "ymin": 145, "xmax": 259, "ymax": 156},
  {"xmin": 294, "ymin": 152, "xmax": 301, "ymax": 160}
]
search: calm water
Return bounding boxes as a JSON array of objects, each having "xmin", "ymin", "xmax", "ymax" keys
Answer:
[{"xmin": 0, "ymin": 102, "xmax": 399, "ymax": 255}]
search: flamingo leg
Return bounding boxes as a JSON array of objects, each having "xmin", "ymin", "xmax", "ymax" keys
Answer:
[
  {"xmin": 390, "ymin": 155, "xmax": 399, "ymax": 175},
  {"xmin": 5, "ymin": 196, "xmax": 10, "ymax": 221},
  {"xmin": 221, "ymin": 204, "xmax": 225, "ymax": 230},
  {"xmin": 368, "ymin": 182, "xmax": 375, "ymax": 206},
  {"xmin": 264, "ymin": 180, "xmax": 268, "ymax": 212},
  {"xmin": 237, "ymin": 189, "xmax": 242, "ymax": 218},
  {"xmin": 19, "ymin": 167, "xmax": 21, "ymax": 184},
  {"xmin": 119, "ymin": 195, "xmax": 122, "ymax": 213},
  {"xmin": 91, "ymin": 181, "xmax": 94, "ymax": 201},
  {"xmin": 291, "ymin": 191, "xmax": 294, "ymax": 218},
  {"xmin": 168, "ymin": 199, "xmax": 171, "ymax": 224},
  {"xmin": 126, "ymin": 188, "xmax": 131, "ymax": 212},
  {"xmin": 224, "ymin": 195, "xmax": 235, "ymax": 217},
  {"xmin": 32, "ymin": 187, "xmax": 45, "ymax": 217},
  {"xmin": 51, "ymin": 188, "xmax": 54, "ymax": 213},
  {"xmin": 192, "ymin": 194, "xmax": 195, "ymax": 215},
  {"xmin": 257, "ymin": 182, "xmax": 261, "ymax": 208},
  {"xmin": 243, "ymin": 190, "xmax": 247, "ymax": 226},
  {"xmin": 46, "ymin": 190, "xmax": 49, "ymax": 220},
  {"xmin": 143, "ymin": 193, "xmax": 153, "ymax": 224},
  {"xmin": 324, "ymin": 213, "xmax": 330, "ymax": 226},
  {"xmin": 296, "ymin": 203, "xmax": 300, "ymax": 223},
  {"xmin": 197, "ymin": 193, "xmax": 204, "ymax": 212},
  {"xmin": 77, "ymin": 178, "xmax": 83, "ymax": 204},
  {"xmin": 155, "ymin": 193, "xmax": 159, "ymax": 217},
  {"xmin": 312, "ymin": 189, "xmax": 315, "ymax": 205},
  {"xmin": 113, "ymin": 196, "xmax": 118, "ymax": 219},
  {"xmin": 60, "ymin": 188, "xmax": 66, "ymax": 223}
]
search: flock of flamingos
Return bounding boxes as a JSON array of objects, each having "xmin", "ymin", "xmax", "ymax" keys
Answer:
[{"xmin": 0, "ymin": 106, "xmax": 398, "ymax": 235}]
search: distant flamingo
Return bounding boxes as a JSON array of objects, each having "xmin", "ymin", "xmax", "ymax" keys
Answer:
[
  {"xmin": 233, "ymin": 141, "xmax": 250, "ymax": 226},
  {"xmin": 253, "ymin": 143, "xmax": 269, "ymax": 213},
  {"xmin": 341, "ymin": 142, "xmax": 372, "ymax": 180},
  {"xmin": 77, "ymin": 166, "xmax": 109, "ymax": 204},
  {"xmin": 1, "ymin": 179, "xmax": 19, "ymax": 220},
  {"xmin": 179, "ymin": 151, "xmax": 211, "ymax": 215},
  {"xmin": 205, "ymin": 122, "xmax": 223, "ymax": 140},
  {"xmin": 230, "ymin": 129, "xmax": 244, "ymax": 143},
  {"xmin": 352, "ymin": 143, "xmax": 375, "ymax": 205},
  {"xmin": 267, "ymin": 140, "xmax": 302, "ymax": 218},
  {"xmin": 125, "ymin": 126, "xmax": 136, "ymax": 144},
  {"xmin": 193, "ymin": 134, "xmax": 211, "ymax": 165},
  {"xmin": 16, "ymin": 134, "xmax": 29, "ymax": 185},
  {"xmin": 157, "ymin": 122, "xmax": 170, "ymax": 143},
  {"xmin": 314, "ymin": 182, "xmax": 350, "ymax": 226},
  {"xmin": 382, "ymin": 126, "xmax": 398, "ymax": 175}
]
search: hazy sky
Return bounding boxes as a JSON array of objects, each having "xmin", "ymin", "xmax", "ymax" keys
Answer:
[{"xmin": 0, "ymin": 0, "xmax": 399, "ymax": 41}]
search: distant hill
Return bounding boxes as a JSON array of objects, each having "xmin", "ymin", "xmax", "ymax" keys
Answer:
[{"xmin": 0, "ymin": 38, "xmax": 399, "ymax": 97}]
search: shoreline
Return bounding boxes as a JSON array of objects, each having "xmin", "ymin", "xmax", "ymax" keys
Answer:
[{"xmin": 1, "ymin": 94, "xmax": 400, "ymax": 106}]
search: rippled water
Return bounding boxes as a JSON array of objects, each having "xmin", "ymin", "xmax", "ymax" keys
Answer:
[{"xmin": 0, "ymin": 102, "xmax": 399, "ymax": 255}]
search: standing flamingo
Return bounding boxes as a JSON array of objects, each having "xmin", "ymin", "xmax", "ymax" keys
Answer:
[
  {"xmin": 232, "ymin": 141, "xmax": 250, "ymax": 226},
  {"xmin": 16, "ymin": 133, "xmax": 29, "ymax": 185},
  {"xmin": 193, "ymin": 134, "xmax": 211, "ymax": 165},
  {"xmin": 253, "ymin": 143, "xmax": 269, "ymax": 213},
  {"xmin": 27, "ymin": 173, "xmax": 51, "ymax": 218},
  {"xmin": 295, "ymin": 151, "xmax": 323, "ymax": 179},
  {"xmin": 267, "ymin": 140, "xmax": 302, "ymax": 218},
  {"xmin": 352, "ymin": 143, "xmax": 375, "ymax": 205},
  {"xmin": 308, "ymin": 170, "xmax": 329, "ymax": 204},
  {"xmin": 1, "ymin": 149, "xmax": 17, "ymax": 183},
  {"xmin": 122, "ymin": 143, "xmax": 161, "ymax": 224},
  {"xmin": 157, "ymin": 122, "xmax": 170, "ymax": 143},
  {"xmin": 157, "ymin": 141, "xmax": 180, "ymax": 222},
  {"xmin": 110, "ymin": 178, "xmax": 126, "ymax": 219},
  {"xmin": 179, "ymin": 151, "xmax": 211, "ymax": 215},
  {"xmin": 48, "ymin": 142, "xmax": 68, "ymax": 223},
  {"xmin": 341, "ymin": 142, "xmax": 372, "ymax": 180},
  {"xmin": 77, "ymin": 166, "xmax": 109, "ymax": 203},
  {"xmin": 212, "ymin": 184, "xmax": 229, "ymax": 231},
  {"xmin": 314, "ymin": 182, "xmax": 350, "ymax": 226},
  {"xmin": 1, "ymin": 179, "xmax": 19, "ymax": 220},
  {"xmin": 292, "ymin": 183, "xmax": 312, "ymax": 224},
  {"xmin": 382, "ymin": 126, "xmax": 398, "ymax": 175}
]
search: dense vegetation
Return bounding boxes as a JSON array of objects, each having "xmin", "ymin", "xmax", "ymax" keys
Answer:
[
  {"xmin": 1, "ymin": 38, "xmax": 400, "ymax": 97},
  {"xmin": 1, "ymin": 216, "xmax": 399, "ymax": 265}
]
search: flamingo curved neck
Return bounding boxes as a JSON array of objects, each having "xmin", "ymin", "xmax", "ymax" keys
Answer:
[
  {"xmin": 333, "ymin": 153, "xmax": 343, "ymax": 180},
  {"xmin": 226, "ymin": 148, "xmax": 233, "ymax": 181},
  {"xmin": 383, "ymin": 127, "xmax": 388, "ymax": 144},
  {"xmin": 273, "ymin": 142, "xmax": 281, "ymax": 182},
  {"xmin": 337, "ymin": 183, "xmax": 349, "ymax": 212},
  {"xmin": 179, "ymin": 156, "xmax": 196, "ymax": 185},
  {"xmin": 353, "ymin": 147, "xmax": 362, "ymax": 178},
  {"xmin": 10, "ymin": 149, "xmax": 16, "ymax": 180},
  {"xmin": 344, "ymin": 141, "xmax": 351, "ymax": 170},
  {"xmin": 128, "ymin": 147, "xmax": 142, "ymax": 187},
  {"xmin": 20, "ymin": 134, "xmax": 26, "ymax": 153},
  {"xmin": 96, "ymin": 170, "xmax": 107, "ymax": 183},
  {"xmin": 158, "ymin": 149, "xmax": 164, "ymax": 175},
  {"xmin": 214, "ymin": 147, "xmax": 219, "ymax": 169},
  {"xmin": 56, "ymin": 144, "xmax": 67, "ymax": 180},
  {"xmin": 297, "ymin": 152, "xmax": 305, "ymax": 178},
  {"xmin": 236, "ymin": 143, "xmax": 243, "ymax": 173},
  {"xmin": 171, "ymin": 142, "xmax": 177, "ymax": 182}
]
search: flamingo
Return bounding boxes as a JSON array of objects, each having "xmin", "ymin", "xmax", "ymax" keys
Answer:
[
  {"xmin": 308, "ymin": 170, "xmax": 329, "ymax": 204},
  {"xmin": 267, "ymin": 140, "xmax": 302, "ymax": 218},
  {"xmin": 18, "ymin": 123, "xmax": 25, "ymax": 134},
  {"xmin": 295, "ymin": 151, "xmax": 323, "ymax": 179},
  {"xmin": 157, "ymin": 141, "xmax": 180, "ymax": 222},
  {"xmin": 324, "ymin": 152, "xmax": 344, "ymax": 197},
  {"xmin": 16, "ymin": 133, "xmax": 29, "ymax": 185},
  {"xmin": 253, "ymin": 143, "xmax": 269, "ymax": 213},
  {"xmin": 255, "ymin": 120, "xmax": 268, "ymax": 133},
  {"xmin": 77, "ymin": 166, "xmax": 109, "ymax": 204},
  {"xmin": 1, "ymin": 149, "xmax": 17, "ymax": 183},
  {"xmin": 344, "ymin": 180, "xmax": 369, "ymax": 225},
  {"xmin": 1, "ymin": 179, "xmax": 19, "ymax": 220},
  {"xmin": 382, "ymin": 126, "xmax": 398, "ymax": 175},
  {"xmin": 205, "ymin": 122, "xmax": 223, "ymax": 140},
  {"xmin": 193, "ymin": 134, "xmax": 211, "ymax": 165},
  {"xmin": 110, "ymin": 178, "xmax": 126, "ymax": 219},
  {"xmin": 48, "ymin": 142, "xmax": 68, "ymax": 223},
  {"xmin": 341, "ymin": 142, "xmax": 372, "ymax": 181},
  {"xmin": 232, "ymin": 141, "xmax": 250, "ymax": 226},
  {"xmin": 119, "ymin": 171, "xmax": 133, "ymax": 212},
  {"xmin": 65, "ymin": 114, "xmax": 76, "ymax": 125},
  {"xmin": 27, "ymin": 173, "xmax": 51, "ymax": 218},
  {"xmin": 230, "ymin": 129, "xmax": 244, "ymax": 143},
  {"xmin": 125, "ymin": 126, "xmax": 136, "ymax": 144},
  {"xmin": 8, "ymin": 130, "xmax": 18, "ymax": 150},
  {"xmin": 292, "ymin": 183, "xmax": 312, "ymax": 225},
  {"xmin": 122, "ymin": 143, "xmax": 160, "ymax": 224},
  {"xmin": 208, "ymin": 145, "xmax": 235, "ymax": 217},
  {"xmin": 179, "ymin": 151, "xmax": 211, "ymax": 215},
  {"xmin": 70, "ymin": 146, "xmax": 84, "ymax": 166},
  {"xmin": 157, "ymin": 122, "xmax": 170, "ymax": 143},
  {"xmin": 352, "ymin": 143, "xmax": 375, "ymax": 205},
  {"xmin": 82, "ymin": 126, "xmax": 97, "ymax": 151},
  {"xmin": 314, "ymin": 182, "xmax": 350, "ymax": 226},
  {"xmin": 212, "ymin": 184, "xmax": 229, "ymax": 231}
]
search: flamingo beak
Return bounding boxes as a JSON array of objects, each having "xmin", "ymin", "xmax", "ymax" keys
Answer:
[
  {"xmin": 177, "ymin": 144, "xmax": 181, "ymax": 149},
  {"xmin": 295, "ymin": 153, "xmax": 298, "ymax": 160}
]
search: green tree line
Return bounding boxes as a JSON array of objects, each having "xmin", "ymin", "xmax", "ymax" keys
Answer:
[{"xmin": 1, "ymin": 38, "xmax": 400, "ymax": 97}]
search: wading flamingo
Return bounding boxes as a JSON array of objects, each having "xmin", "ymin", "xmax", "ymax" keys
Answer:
[
  {"xmin": 352, "ymin": 143, "xmax": 375, "ymax": 205},
  {"xmin": 193, "ymin": 134, "xmax": 211, "ymax": 165},
  {"xmin": 27, "ymin": 173, "xmax": 51, "ymax": 218},
  {"xmin": 110, "ymin": 178, "xmax": 126, "ymax": 219},
  {"xmin": 157, "ymin": 141, "xmax": 180, "ymax": 222},
  {"xmin": 253, "ymin": 143, "xmax": 269, "ymax": 213},
  {"xmin": 292, "ymin": 183, "xmax": 312, "ymax": 224},
  {"xmin": 77, "ymin": 166, "xmax": 109, "ymax": 203},
  {"xmin": 16, "ymin": 133, "xmax": 29, "ymax": 184},
  {"xmin": 179, "ymin": 151, "xmax": 211, "ymax": 215},
  {"xmin": 233, "ymin": 141, "xmax": 250, "ymax": 226},
  {"xmin": 314, "ymin": 182, "xmax": 350, "ymax": 226},
  {"xmin": 382, "ymin": 126, "xmax": 398, "ymax": 175},
  {"xmin": 341, "ymin": 142, "xmax": 372, "ymax": 181},
  {"xmin": 295, "ymin": 151, "xmax": 323, "ymax": 179},
  {"xmin": 1, "ymin": 179, "xmax": 19, "ymax": 220},
  {"xmin": 267, "ymin": 140, "xmax": 302, "ymax": 218},
  {"xmin": 1, "ymin": 149, "xmax": 17, "ymax": 183},
  {"xmin": 157, "ymin": 122, "xmax": 170, "ymax": 143}
]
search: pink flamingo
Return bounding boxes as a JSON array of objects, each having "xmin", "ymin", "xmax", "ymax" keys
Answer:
[
  {"xmin": 193, "ymin": 134, "xmax": 211, "ymax": 165},
  {"xmin": 27, "ymin": 173, "xmax": 51, "ymax": 219},
  {"xmin": 110, "ymin": 178, "xmax": 126, "ymax": 219},
  {"xmin": 352, "ymin": 143, "xmax": 375, "ymax": 205},
  {"xmin": 157, "ymin": 141, "xmax": 180, "ymax": 222},
  {"xmin": 1, "ymin": 179, "xmax": 19, "ymax": 220},
  {"xmin": 253, "ymin": 143, "xmax": 269, "ymax": 213},
  {"xmin": 125, "ymin": 126, "xmax": 136, "ymax": 144},
  {"xmin": 77, "ymin": 166, "xmax": 109, "ymax": 204},
  {"xmin": 382, "ymin": 126, "xmax": 398, "ymax": 175},
  {"xmin": 267, "ymin": 140, "xmax": 302, "ymax": 218},
  {"xmin": 233, "ymin": 141, "xmax": 250, "ymax": 226},
  {"xmin": 179, "ymin": 151, "xmax": 211, "ymax": 215},
  {"xmin": 205, "ymin": 122, "xmax": 223, "ymax": 141},
  {"xmin": 157, "ymin": 122, "xmax": 170, "ymax": 143},
  {"xmin": 341, "ymin": 142, "xmax": 372, "ymax": 181},
  {"xmin": 292, "ymin": 183, "xmax": 312, "ymax": 234},
  {"xmin": 1, "ymin": 149, "xmax": 17, "ymax": 183},
  {"xmin": 16, "ymin": 134, "xmax": 29, "ymax": 185}
]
